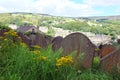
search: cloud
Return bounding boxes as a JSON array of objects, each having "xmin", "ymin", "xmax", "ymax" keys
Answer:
[
  {"xmin": 0, "ymin": 0, "xmax": 33, "ymax": 12},
  {"xmin": 30, "ymin": 0, "xmax": 100, "ymax": 17},
  {"xmin": 0, "ymin": 6, "xmax": 8, "ymax": 12},
  {"xmin": 0, "ymin": 0, "xmax": 119, "ymax": 17},
  {"xmin": 83, "ymin": 0, "xmax": 120, "ymax": 6}
]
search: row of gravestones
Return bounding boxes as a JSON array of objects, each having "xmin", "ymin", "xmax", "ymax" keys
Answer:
[
  {"xmin": 30, "ymin": 32, "xmax": 120, "ymax": 72},
  {"xmin": 52, "ymin": 33, "xmax": 96, "ymax": 68},
  {"xmin": 25, "ymin": 32, "xmax": 97, "ymax": 69},
  {"xmin": 0, "ymin": 29, "xmax": 120, "ymax": 72},
  {"xmin": 20, "ymin": 32, "xmax": 120, "ymax": 72}
]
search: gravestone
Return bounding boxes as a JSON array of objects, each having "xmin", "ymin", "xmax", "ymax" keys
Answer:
[
  {"xmin": 52, "ymin": 36, "xmax": 63, "ymax": 51},
  {"xmin": 17, "ymin": 32, "xmax": 31, "ymax": 47},
  {"xmin": 61, "ymin": 32, "xmax": 96, "ymax": 68},
  {"xmin": 34, "ymin": 33, "xmax": 47, "ymax": 48},
  {"xmin": 100, "ymin": 48, "xmax": 120, "ymax": 72},
  {"xmin": 99, "ymin": 44, "xmax": 116, "ymax": 58}
]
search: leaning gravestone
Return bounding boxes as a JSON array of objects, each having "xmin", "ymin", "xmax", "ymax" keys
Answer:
[
  {"xmin": 100, "ymin": 48, "xmax": 120, "ymax": 72},
  {"xmin": 52, "ymin": 36, "xmax": 63, "ymax": 51},
  {"xmin": 61, "ymin": 32, "xmax": 96, "ymax": 68}
]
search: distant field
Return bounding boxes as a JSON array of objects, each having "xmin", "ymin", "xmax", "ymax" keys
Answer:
[{"xmin": 104, "ymin": 20, "xmax": 120, "ymax": 25}]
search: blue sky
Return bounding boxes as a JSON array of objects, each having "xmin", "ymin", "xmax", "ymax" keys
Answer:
[{"xmin": 0, "ymin": 0, "xmax": 120, "ymax": 17}]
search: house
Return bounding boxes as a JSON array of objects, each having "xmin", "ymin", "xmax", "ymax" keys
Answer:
[{"xmin": 16, "ymin": 25, "xmax": 42, "ymax": 34}]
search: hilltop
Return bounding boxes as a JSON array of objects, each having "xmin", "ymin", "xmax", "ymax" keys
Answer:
[{"xmin": 80, "ymin": 15, "xmax": 120, "ymax": 20}]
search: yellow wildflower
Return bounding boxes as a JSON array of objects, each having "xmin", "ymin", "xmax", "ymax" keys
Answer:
[
  {"xmin": 41, "ymin": 56, "xmax": 47, "ymax": 61},
  {"xmin": 4, "ymin": 30, "xmax": 17, "ymax": 36},
  {"xmin": 33, "ymin": 45, "xmax": 41, "ymax": 49},
  {"xmin": 4, "ymin": 38, "xmax": 8, "ymax": 41},
  {"xmin": 56, "ymin": 63, "xmax": 62, "ymax": 67},
  {"xmin": 56, "ymin": 56, "xmax": 73, "ymax": 67},
  {"xmin": 9, "ymin": 30, "xmax": 17, "ymax": 36},
  {"xmin": 4, "ymin": 32, "xmax": 9, "ymax": 35},
  {"xmin": 33, "ymin": 50, "xmax": 40, "ymax": 54}
]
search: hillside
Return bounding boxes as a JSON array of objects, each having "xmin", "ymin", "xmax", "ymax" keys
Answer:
[{"xmin": 0, "ymin": 12, "xmax": 120, "ymax": 40}]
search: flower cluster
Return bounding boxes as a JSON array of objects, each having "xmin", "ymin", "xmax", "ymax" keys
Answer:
[
  {"xmin": 33, "ymin": 45, "xmax": 41, "ymax": 49},
  {"xmin": 3, "ymin": 30, "xmax": 22, "ymax": 44},
  {"xmin": 33, "ymin": 50, "xmax": 40, "ymax": 54},
  {"xmin": 56, "ymin": 56, "xmax": 73, "ymax": 67},
  {"xmin": 4, "ymin": 30, "xmax": 17, "ymax": 36},
  {"xmin": 0, "ymin": 30, "xmax": 24, "ymax": 50}
]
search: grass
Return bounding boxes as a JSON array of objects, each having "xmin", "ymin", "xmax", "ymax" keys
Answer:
[
  {"xmin": 0, "ymin": 30, "xmax": 120, "ymax": 80},
  {"xmin": 76, "ymin": 69, "xmax": 113, "ymax": 80}
]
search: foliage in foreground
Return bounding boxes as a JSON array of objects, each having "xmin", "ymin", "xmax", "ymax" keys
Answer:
[
  {"xmin": 0, "ymin": 30, "xmax": 76, "ymax": 80},
  {"xmin": 0, "ymin": 29, "xmax": 120, "ymax": 80}
]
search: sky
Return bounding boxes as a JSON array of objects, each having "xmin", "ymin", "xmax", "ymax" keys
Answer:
[{"xmin": 0, "ymin": 0, "xmax": 120, "ymax": 17}]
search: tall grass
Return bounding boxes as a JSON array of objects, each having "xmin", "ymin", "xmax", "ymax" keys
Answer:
[
  {"xmin": 0, "ymin": 45, "xmax": 77, "ymax": 80},
  {"xmin": 0, "ymin": 30, "xmax": 76, "ymax": 80}
]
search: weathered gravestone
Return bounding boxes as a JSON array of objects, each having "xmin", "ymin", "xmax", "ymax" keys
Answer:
[
  {"xmin": 44, "ymin": 35, "xmax": 53, "ymax": 45},
  {"xmin": 98, "ymin": 44, "xmax": 116, "ymax": 58},
  {"xmin": 61, "ymin": 32, "xmax": 96, "ymax": 68},
  {"xmin": 100, "ymin": 48, "xmax": 120, "ymax": 72},
  {"xmin": 17, "ymin": 32, "xmax": 31, "ymax": 47},
  {"xmin": 52, "ymin": 36, "xmax": 63, "ymax": 51},
  {"xmin": 33, "ymin": 33, "xmax": 47, "ymax": 48}
]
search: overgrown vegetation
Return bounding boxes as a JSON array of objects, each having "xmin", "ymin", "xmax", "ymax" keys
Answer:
[
  {"xmin": 0, "ymin": 25, "xmax": 120, "ymax": 80},
  {"xmin": 0, "ymin": 30, "xmax": 76, "ymax": 80}
]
